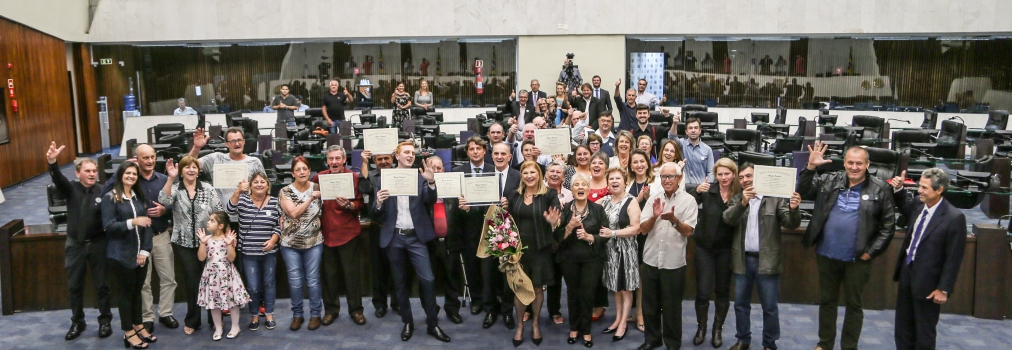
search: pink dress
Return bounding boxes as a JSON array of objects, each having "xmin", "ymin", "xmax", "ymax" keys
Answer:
[{"xmin": 197, "ymin": 238, "xmax": 251, "ymax": 310}]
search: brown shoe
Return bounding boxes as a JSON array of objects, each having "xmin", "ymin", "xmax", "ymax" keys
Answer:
[
  {"xmin": 307, "ymin": 317, "xmax": 322, "ymax": 330},
  {"xmin": 321, "ymin": 314, "xmax": 337, "ymax": 326},
  {"xmin": 351, "ymin": 313, "xmax": 367, "ymax": 325},
  {"xmin": 289, "ymin": 317, "xmax": 304, "ymax": 331}
]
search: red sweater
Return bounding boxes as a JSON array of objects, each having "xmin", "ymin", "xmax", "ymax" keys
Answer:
[{"xmin": 311, "ymin": 168, "xmax": 364, "ymax": 247}]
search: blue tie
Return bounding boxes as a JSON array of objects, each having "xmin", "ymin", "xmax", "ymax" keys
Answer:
[{"xmin": 905, "ymin": 209, "xmax": 929, "ymax": 265}]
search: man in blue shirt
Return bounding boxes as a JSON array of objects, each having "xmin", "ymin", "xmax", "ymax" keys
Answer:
[
  {"xmin": 797, "ymin": 143, "xmax": 896, "ymax": 350},
  {"xmin": 669, "ymin": 112, "xmax": 714, "ymax": 190}
]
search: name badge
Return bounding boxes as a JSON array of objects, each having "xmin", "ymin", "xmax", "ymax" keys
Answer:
[
  {"xmin": 861, "ymin": 194, "xmax": 869, "ymax": 200},
  {"xmin": 700, "ymin": 155, "xmax": 706, "ymax": 161},
  {"xmin": 95, "ymin": 197, "xmax": 103, "ymax": 204}
]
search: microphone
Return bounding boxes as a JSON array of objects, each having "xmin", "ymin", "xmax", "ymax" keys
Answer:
[
  {"xmin": 952, "ymin": 172, "xmax": 989, "ymax": 190},
  {"xmin": 887, "ymin": 118, "xmax": 911, "ymax": 124},
  {"xmin": 907, "ymin": 147, "xmax": 941, "ymax": 161},
  {"xmin": 948, "ymin": 116, "xmax": 965, "ymax": 123}
]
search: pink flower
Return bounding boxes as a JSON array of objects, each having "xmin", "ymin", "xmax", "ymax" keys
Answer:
[
  {"xmin": 496, "ymin": 234, "xmax": 503, "ymax": 241},
  {"xmin": 498, "ymin": 242, "xmax": 508, "ymax": 250},
  {"xmin": 510, "ymin": 232, "xmax": 517, "ymax": 238},
  {"xmin": 509, "ymin": 240, "xmax": 518, "ymax": 247}
]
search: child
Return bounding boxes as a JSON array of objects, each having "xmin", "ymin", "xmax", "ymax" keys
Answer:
[{"xmin": 197, "ymin": 211, "xmax": 251, "ymax": 340}]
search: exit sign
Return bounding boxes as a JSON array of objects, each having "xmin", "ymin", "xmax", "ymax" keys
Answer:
[{"xmin": 99, "ymin": 58, "xmax": 113, "ymax": 65}]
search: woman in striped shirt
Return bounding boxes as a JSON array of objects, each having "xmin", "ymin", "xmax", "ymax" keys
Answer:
[{"xmin": 226, "ymin": 171, "xmax": 281, "ymax": 331}]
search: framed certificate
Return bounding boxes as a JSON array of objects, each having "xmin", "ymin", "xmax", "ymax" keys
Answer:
[
  {"xmin": 363, "ymin": 128, "xmax": 399, "ymax": 154},
  {"xmin": 318, "ymin": 173, "xmax": 355, "ymax": 200},
  {"xmin": 213, "ymin": 164, "xmax": 248, "ymax": 188},
  {"xmin": 433, "ymin": 172, "xmax": 464, "ymax": 198},
  {"xmin": 752, "ymin": 165, "xmax": 797, "ymax": 199},
  {"xmin": 534, "ymin": 128, "xmax": 572, "ymax": 155},
  {"xmin": 381, "ymin": 169, "xmax": 419, "ymax": 196},
  {"xmin": 463, "ymin": 173, "xmax": 501, "ymax": 204}
]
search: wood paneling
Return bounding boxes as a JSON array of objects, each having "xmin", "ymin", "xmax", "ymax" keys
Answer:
[
  {"xmin": 72, "ymin": 43, "xmax": 102, "ymax": 153},
  {"xmin": 0, "ymin": 16, "xmax": 77, "ymax": 188}
]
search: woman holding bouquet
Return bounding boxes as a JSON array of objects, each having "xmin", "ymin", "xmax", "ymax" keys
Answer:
[
  {"xmin": 556, "ymin": 174, "xmax": 610, "ymax": 348},
  {"xmin": 501, "ymin": 160, "xmax": 562, "ymax": 347}
]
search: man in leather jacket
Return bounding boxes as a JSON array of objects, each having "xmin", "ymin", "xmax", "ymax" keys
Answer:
[{"xmin": 797, "ymin": 143, "xmax": 895, "ymax": 350}]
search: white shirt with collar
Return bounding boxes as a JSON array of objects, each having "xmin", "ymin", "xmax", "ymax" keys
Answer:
[
  {"xmin": 907, "ymin": 198, "xmax": 942, "ymax": 262},
  {"xmin": 639, "ymin": 189, "xmax": 698, "ymax": 269},
  {"xmin": 495, "ymin": 167, "xmax": 510, "ymax": 192},
  {"xmin": 173, "ymin": 107, "xmax": 197, "ymax": 115}
]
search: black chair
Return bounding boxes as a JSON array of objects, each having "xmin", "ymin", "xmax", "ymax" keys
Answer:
[
  {"xmin": 750, "ymin": 112, "xmax": 769, "ymax": 124},
  {"xmin": 968, "ymin": 110, "xmax": 1011, "ymax": 142},
  {"xmin": 736, "ymin": 151, "xmax": 776, "ymax": 167},
  {"xmin": 47, "ymin": 184, "xmax": 68, "ymax": 231},
  {"xmin": 305, "ymin": 108, "xmax": 324, "ymax": 117},
  {"xmin": 891, "ymin": 130, "xmax": 934, "ymax": 157},
  {"xmin": 866, "ymin": 147, "xmax": 901, "ymax": 181},
  {"xmin": 682, "ymin": 104, "xmax": 707, "ymax": 113},
  {"xmin": 920, "ymin": 109, "xmax": 938, "ymax": 130},
  {"xmin": 818, "ymin": 115, "xmax": 838, "ymax": 126},
  {"xmin": 360, "ymin": 114, "xmax": 377, "ymax": 124},
  {"xmin": 451, "ymin": 144, "xmax": 468, "ymax": 167},
  {"xmin": 724, "ymin": 129, "xmax": 761, "ymax": 154},
  {"xmin": 769, "ymin": 117, "xmax": 808, "ymax": 165},
  {"xmin": 934, "ymin": 120, "xmax": 966, "ymax": 159},
  {"xmin": 153, "ymin": 123, "xmax": 186, "ymax": 144},
  {"xmin": 648, "ymin": 111, "xmax": 670, "ymax": 128},
  {"xmin": 687, "ymin": 111, "xmax": 719, "ymax": 135}
]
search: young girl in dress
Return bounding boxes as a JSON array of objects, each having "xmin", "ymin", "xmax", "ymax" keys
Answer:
[{"xmin": 197, "ymin": 211, "xmax": 251, "ymax": 340}]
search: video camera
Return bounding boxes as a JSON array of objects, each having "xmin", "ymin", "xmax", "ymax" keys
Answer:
[{"xmin": 565, "ymin": 53, "xmax": 578, "ymax": 74}]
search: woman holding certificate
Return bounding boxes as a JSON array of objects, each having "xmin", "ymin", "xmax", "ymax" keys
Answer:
[
  {"xmin": 226, "ymin": 172, "xmax": 283, "ymax": 331},
  {"xmin": 158, "ymin": 156, "xmax": 224, "ymax": 335},
  {"xmin": 502, "ymin": 160, "xmax": 562, "ymax": 347},
  {"xmin": 556, "ymin": 175, "xmax": 610, "ymax": 347},
  {"xmin": 278, "ymin": 157, "xmax": 324, "ymax": 331}
]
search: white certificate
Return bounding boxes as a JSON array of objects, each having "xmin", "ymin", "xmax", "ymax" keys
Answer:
[
  {"xmin": 463, "ymin": 174, "xmax": 501, "ymax": 204},
  {"xmin": 363, "ymin": 128, "xmax": 399, "ymax": 154},
  {"xmin": 213, "ymin": 164, "xmax": 248, "ymax": 188},
  {"xmin": 534, "ymin": 127, "xmax": 573, "ymax": 155},
  {"xmin": 381, "ymin": 169, "xmax": 419, "ymax": 196},
  {"xmin": 318, "ymin": 173, "xmax": 355, "ymax": 200},
  {"xmin": 434, "ymin": 172, "xmax": 464, "ymax": 198},
  {"xmin": 752, "ymin": 165, "xmax": 797, "ymax": 199}
]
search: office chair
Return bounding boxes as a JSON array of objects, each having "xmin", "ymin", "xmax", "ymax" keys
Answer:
[
  {"xmin": 866, "ymin": 147, "xmax": 902, "ymax": 181},
  {"xmin": 968, "ymin": 110, "xmax": 1011, "ymax": 142},
  {"xmin": 682, "ymin": 104, "xmax": 707, "ymax": 113},
  {"xmin": 736, "ymin": 151, "xmax": 776, "ymax": 167},
  {"xmin": 687, "ymin": 111, "xmax": 719, "ymax": 135},
  {"xmin": 818, "ymin": 115, "xmax": 838, "ymax": 126},
  {"xmin": 920, "ymin": 109, "xmax": 938, "ymax": 130},
  {"xmin": 750, "ymin": 113, "xmax": 769, "ymax": 124},
  {"xmin": 934, "ymin": 120, "xmax": 967, "ymax": 159},
  {"xmin": 47, "ymin": 184, "xmax": 68, "ymax": 231},
  {"xmin": 648, "ymin": 111, "xmax": 670, "ymax": 128},
  {"xmin": 724, "ymin": 129, "xmax": 761, "ymax": 159}
]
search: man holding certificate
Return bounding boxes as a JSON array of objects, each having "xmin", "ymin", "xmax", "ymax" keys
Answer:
[
  {"xmin": 453, "ymin": 136, "xmax": 495, "ymax": 316},
  {"xmin": 189, "ymin": 127, "xmax": 266, "ymax": 217},
  {"xmin": 424, "ymin": 156, "xmax": 465, "ymax": 324},
  {"xmin": 372, "ymin": 141, "xmax": 450, "ymax": 343},
  {"xmin": 358, "ymin": 150, "xmax": 399, "ymax": 317},
  {"xmin": 798, "ymin": 143, "xmax": 895, "ymax": 350},
  {"xmin": 310, "ymin": 146, "xmax": 367, "ymax": 326},
  {"xmin": 479, "ymin": 142, "xmax": 522, "ymax": 330}
]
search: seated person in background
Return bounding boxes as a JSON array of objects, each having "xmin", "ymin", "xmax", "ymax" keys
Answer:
[
  {"xmin": 295, "ymin": 95, "xmax": 311, "ymax": 112},
  {"xmin": 174, "ymin": 98, "xmax": 197, "ymax": 115}
]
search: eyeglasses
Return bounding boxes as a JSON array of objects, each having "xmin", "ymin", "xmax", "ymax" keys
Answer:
[
  {"xmin": 226, "ymin": 139, "xmax": 244, "ymax": 145},
  {"xmin": 660, "ymin": 175, "xmax": 679, "ymax": 181}
]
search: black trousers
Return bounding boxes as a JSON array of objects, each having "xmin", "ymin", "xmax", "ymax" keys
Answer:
[
  {"xmin": 322, "ymin": 235, "xmax": 366, "ymax": 317},
  {"xmin": 895, "ymin": 267, "xmax": 941, "ymax": 350},
  {"xmin": 387, "ymin": 232, "xmax": 440, "ymax": 329},
  {"xmin": 173, "ymin": 244, "xmax": 209, "ymax": 329},
  {"xmin": 108, "ymin": 259, "xmax": 148, "ymax": 331},
  {"xmin": 482, "ymin": 255, "xmax": 515, "ymax": 314},
  {"xmin": 428, "ymin": 238, "xmax": 463, "ymax": 315},
  {"xmin": 368, "ymin": 225, "xmax": 397, "ymax": 310},
  {"xmin": 65, "ymin": 240, "xmax": 112, "ymax": 325},
  {"xmin": 641, "ymin": 264, "xmax": 686, "ymax": 349},
  {"xmin": 461, "ymin": 231, "xmax": 484, "ymax": 308},
  {"xmin": 694, "ymin": 246, "xmax": 732, "ymax": 309},
  {"xmin": 546, "ymin": 261, "xmax": 564, "ymax": 316},
  {"xmin": 561, "ymin": 259, "xmax": 605, "ymax": 335}
]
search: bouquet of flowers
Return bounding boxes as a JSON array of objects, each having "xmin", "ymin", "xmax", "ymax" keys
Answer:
[{"xmin": 476, "ymin": 205, "xmax": 535, "ymax": 305}]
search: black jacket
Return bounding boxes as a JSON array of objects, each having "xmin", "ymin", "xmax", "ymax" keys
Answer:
[
  {"xmin": 505, "ymin": 99, "xmax": 536, "ymax": 124},
  {"xmin": 892, "ymin": 191, "xmax": 967, "ymax": 298},
  {"xmin": 686, "ymin": 183, "xmax": 734, "ymax": 250},
  {"xmin": 49, "ymin": 162, "xmax": 105, "ymax": 244},
  {"xmin": 101, "ymin": 191, "xmax": 154, "ymax": 269},
  {"xmin": 506, "ymin": 188, "xmax": 562, "ymax": 251},
  {"xmin": 555, "ymin": 201, "xmax": 610, "ymax": 262},
  {"xmin": 571, "ymin": 96, "xmax": 604, "ymax": 129},
  {"xmin": 797, "ymin": 169, "xmax": 896, "ymax": 259},
  {"xmin": 445, "ymin": 163, "xmax": 498, "ymax": 252}
]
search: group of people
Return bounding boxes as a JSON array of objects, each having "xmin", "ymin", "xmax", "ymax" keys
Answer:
[{"xmin": 53, "ymin": 72, "xmax": 964, "ymax": 350}]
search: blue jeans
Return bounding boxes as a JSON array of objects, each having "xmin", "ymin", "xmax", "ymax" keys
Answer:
[
  {"xmin": 243, "ymin": 253, "xmax": 277, "ymax": 316},
  {"xmin": 281, "ymin": 245, "xmax": 323, "ymax": 318},
  {"xmin": 734, "ymin": 254, "xmax": 781, "ymax": 349}
]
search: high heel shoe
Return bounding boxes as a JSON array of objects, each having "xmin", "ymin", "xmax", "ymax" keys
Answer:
[
  {"xmin": 513, "ymin": 327, "xmax": 524, "ymax": 347},
  {"xmin": 136, "ymin": 330, "xmax": 157, "ymax": 343},
  {"xmin": 601, "ymin": 327, "xmax": 617, "ymax": 334},
  {"xmin": 567, "ymin": 332, "xmax": 579, "ymax": 344},
  {"xmin": 583, "ymin": 337, "xmax": 594, "ymax": 348},
  {"xmin": 612, "ymin": 325, "xmax": 627, "ymax": 342},
  {"xmin": 532, "ymin": 326, "xmax": 542, "ymax": 346},
  {"xmin": 122, "ymin": 331, "xmax": 148, "ymax": 349}
]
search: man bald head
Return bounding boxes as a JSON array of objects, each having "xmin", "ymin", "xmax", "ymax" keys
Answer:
[
  {"xmin": 134, "ymin": 144, "xmax": 157, "ymax": 177},
  {"xmin": 522, "ymin": 123, "xmax": 537, "ymax": 141},
  {"xmin": 532, "ymin": 116, "xmax": 547, "ymax": 129}
]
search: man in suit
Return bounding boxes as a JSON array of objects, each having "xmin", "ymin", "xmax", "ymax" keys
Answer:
[
  {"xmin": 424, "ymin": 155, "xmax": 465, "ymax": 324},
  {"xmin": 359, "ymin": 150, "xmax": 399, "ymax": 317},
  {"xmin": 528, "ymin": 79, "xmax": 548, "ymax": 105},
  {"xmin": 480, "ymin": 142, "xmax": 521, "ymax": 330},
  {"xmin": 372, "ymin": 141, "xmax": 451, "ymax": 343},
  {"xmin": 591, "ymin": 75, "xmax": 613, "ymax": 111},
  {"xmin": 889, "ymin": 168, "xmax": 966, "ymax": 350},
  {"xmin": 505, "ymin": 89, "xmax": 536, "ymax": 135},
  {"xmin": 571, "ymin": 83, "xmax": 604, "ymax": 129},
  {"xmin": 453, "ymin": 137, "xmax": 496, "ymax": 316}
]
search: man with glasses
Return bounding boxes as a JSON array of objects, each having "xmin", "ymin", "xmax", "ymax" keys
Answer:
[
  {"xmin": 189, "ymin": 127, "xmax": 267, "ymax": 217},
  {"xmin": 637, "ymin": 163, "xmax": 698, "ymax": 350}
]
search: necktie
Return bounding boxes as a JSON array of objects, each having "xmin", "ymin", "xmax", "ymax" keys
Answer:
[
  {"xmin": 500, "ymin": 172, "xmax": 505, "ymax": 191},
  {"xmin": 434, "ymin": 199, "xmax": 448, "ymax": 238},
  {"xmin": 905, "ymin": 209, "xmax": 929, "ymax": 265},
  {"xmin": 595, "ymin": 88, "xmax": 600, "ymax": 99},
  {"xmin": 474, "ymin": 167, "xmax": 482, "ymax": 174}
]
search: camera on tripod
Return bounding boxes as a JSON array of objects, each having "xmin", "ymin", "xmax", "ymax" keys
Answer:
[{"xmin": 565, "ymin": 53, "xmax": 578, "ymax": 74}]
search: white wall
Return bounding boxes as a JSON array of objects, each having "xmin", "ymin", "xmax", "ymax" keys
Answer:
[
  {"xmin": 0, "ymin": 0, "xmax": 90, "ymax": 42},
  {"xmin": 73, "ymin": 0, "xmax": 1012, "ymax": 43},
  {"xmin": 517, "ymin": 35, "xmax": 625, "ymax": 97}
]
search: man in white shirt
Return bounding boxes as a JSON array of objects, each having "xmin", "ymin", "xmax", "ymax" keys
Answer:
[
  {"xmin": 173, "ymin": 98, "xmax": 197, "ymax": 115},
  {"xmin": 591, "ymin": 75, "xmax": 613, "ymax": 111},
  {"xmin": 479, "ymin": 142, "xmax": 521, "ymax": 330},
  {"xmin": 637, "ymin": 162, "xmax": 698, "ymax": 350},
  {"xmin": 635, "ymin": 79, "xmax": 661, "ymax": 109}
]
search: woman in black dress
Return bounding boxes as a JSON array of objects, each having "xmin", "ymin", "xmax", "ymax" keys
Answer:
[
  {"xmin": 503, "ymin": 160, "xmax": 562, "ymax": 347},
  {"xmin": 390, "ymin": 82, "xmax": 412, "ymax": 125},
  {"xmin": 686, "ymin": 157, "xmax": 739, "ymax": 347},
  {"xmin": 556, "ymin": 174, "xmax": 610, "ymax": 347}
]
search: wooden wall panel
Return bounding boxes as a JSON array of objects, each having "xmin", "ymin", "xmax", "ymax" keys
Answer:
[
  {"xmin": 0, "ymin": 16, "xmax": 76, "ymax": 188},
  {"xmin": 91, "ymin": 45, "xmax": 135, "ymax": 146},
  {"xmin": 72, "ymin": 43, "xmax": 101, "ymax": 154}
]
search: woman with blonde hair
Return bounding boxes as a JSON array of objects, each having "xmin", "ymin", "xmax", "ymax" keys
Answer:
[{"xmin": 609, "ymin": 131, "xmax": 635, "ymax": 169}]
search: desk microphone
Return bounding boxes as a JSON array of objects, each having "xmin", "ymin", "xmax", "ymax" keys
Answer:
[
  {"xmin": 952, "ymin": 172, "xmax": 990, "ymax": 189},
  {"xmin": 948, "ymin": 116, "xmax": 965, "ymax": 123},
  {"xmin": 907, "ymin": 147, "xmax": 942, "ymax": 161}
]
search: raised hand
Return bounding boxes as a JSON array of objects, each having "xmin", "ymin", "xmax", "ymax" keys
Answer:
[
  {"xmin": 806, "ymin": 141, "xmax": 832, "ymax": 169},
  {"xmin": 165, "ymin": 158, "xmax": 178, "ymax": 178},
  {"xmin": 192, "ymin": 128, "xmax": 209, "ymax": 149},
  {"xmin": 224, "ymin": 229, "xmax": 236, "ymax": 245},
  {"xmin": 543, "ymin": 206, "xmax": 561, "ymax": 227},
  {"xmin": 375, "ymin": 189, "xmax": 390, "ymax": 206},
  {"xmin": 510, "ymin": 90, "xmax": 516, "ymax": 100},
  {"xmin": 615, "ymin": 79, "xmax": 622, "ymax": 87},
  {"xmin": 46, "ymin": 141, "xmax": 65, "ymax": 164},
  {"xmin": 696, "ymin": 176, "xmax": 711, "ymax": 193},
  {"xmin": 789, "ymin": 192, "xmax": 801, "ymax": 210},
  {"xmin": 652, "ymin": 198, "xmax": 663, "ymax": 218},
  {"xmin": 238, "ymin": 180, "xmax": 250, "ymax": 193},
  {"xmin": 196, "ymin": 228, "xmax": 210, "ymax": 244},
  {"xmin": 531, "ymin": 146, "xmax": 542, "ymax": 158},
  {"xmin": 671, "ymin": 111, "xmax": 681, "ymax": 124},
  {"xmin": 890, "ymin": 170, "xmax": 907, "ymax": 191},
  {"xmin": 419, "ymin": 159, "xmax": 435, "ymax": 183}
]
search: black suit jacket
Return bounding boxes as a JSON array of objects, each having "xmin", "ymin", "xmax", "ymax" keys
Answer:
[
  {"xmin": 505, "ymin": 99, "xmax": 536, "ymax": 124},
  {"xmin": 592, "ymin": 88, "xmax": 612, "ymax": 111},
  {"xmin": 528, "ymin": 91, "xmax": 548, "ymax": 104},
  {"xmin": 452, "ymin": 163, "xmax": 497, "ymax": 241},
  {"xmin": 498, "ymin": 168, "xmax": 522, "ymax": 198},
  {"xmin": 373, "ymin": 173, "xmax": 438, "ymax": 248},
  {"xmin": 892, "ymin": 191, "xmax": 967, "ymax": 298},
  {"xmin": 571, "ymin": 96, "xmax": 604, "ymax": 129}
]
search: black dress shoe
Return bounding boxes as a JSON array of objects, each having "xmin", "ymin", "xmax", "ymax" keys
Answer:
[
  {"xmin": 65, "ymin": 322, "xmax": 86, "ymax": 340},
  {"xmin": 503, "ymin": 314, "xmax": 516, "ymax": 329},
  {"xmin": 98, "ymin": 322, "xmax": 112, "ymax": 338},
  {"xmin": 159, "ymin": 316, "xmax": 179, "ymax": 329},
  {"xmin": 375, "ymin": 307, "xmax": 388, "ymax": 318},
  {"xmin": 482, "ymin": 313, "xmax": 498, "ymax": 329},
  {"xmin": 584, "ymin": 339, "xmax": 594, "ymax": 348},
  {"xmin": 447, "ymin": 313, "xmax": 463, "ymax": 324},
  {"xmin": 401, "ymin": 323, "xmax": 414, "ymax": 341},
  {"xmin": 601, "ymin": 327, "xmax": 617, "ymax": 334},
  {"xmin": 568, "ymin": 335, "xmax": 578, "ymax": 344},
  {"xmin": 427, "ymin": 326, "xmax": 451, "ymax": 342},
  {"xmin": 612, "ymin": 333, "xmax": 626, "ymax": 342},
  {"xmin": 637, "ymin": 342, "xmax": 660, "ymax": 350},
  {"xmin": 142, "ymin": 321, "xmax": 154, "ymax": 333},
  {"xmin": 728, "ymin": 341, "xmax": 750, "ymax": 350},
  {"xmin": 470, "ymin": 304, "xmax": 483, "ymax": 315}
]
